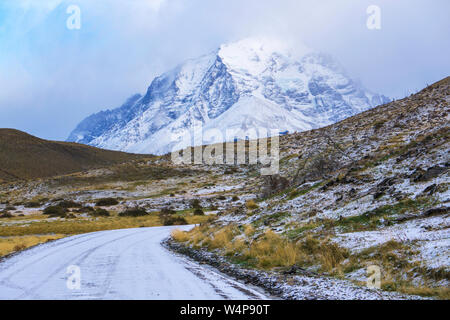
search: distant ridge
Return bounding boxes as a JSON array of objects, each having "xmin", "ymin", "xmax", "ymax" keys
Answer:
[{"xmin": 0, "ymin": 129, "xmax": 147, "ymax": 182}]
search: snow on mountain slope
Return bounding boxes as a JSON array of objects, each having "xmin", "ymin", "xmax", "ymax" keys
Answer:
[{"xmin": 68, "ymin": 37, "xmax": 390, "ymax": 155}]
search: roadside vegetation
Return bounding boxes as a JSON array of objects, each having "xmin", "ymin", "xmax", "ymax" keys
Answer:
[
  {"xmin": 0, "ymin": 234, "xmax": 65, "ymax": 258},
  {"xmin": 172, "ymin": 222, "xmax": 450, "ymax": 299},
  {"xmin": 0, "ymin": 212, "xmax": 210, "ymax": 239}
]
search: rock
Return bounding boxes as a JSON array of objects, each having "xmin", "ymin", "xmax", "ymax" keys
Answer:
[
  {"xmin": 412, "ymin": 165, "xmax": 448, "ymax": 182},
  {"xmin": 422, "ymin": 184, "xmax": 437, "ymax": 195},
  {"xmin": 394, "ymin": 192, "xmax": 407, "ymax": 201},
  {"xmin": 423, "ymin": 207, "xmax": 449, "ymax": 217},
  {"xmin": 261, "ymin": 174, "xmax": 290, "ymax": 198},
  {"xmin": 348, "ymin": 188, "xmax": 357, "ymax": 197},
  {"xmin": 373, "ymin": 177, "xmax": 397, "ymax": 199}
]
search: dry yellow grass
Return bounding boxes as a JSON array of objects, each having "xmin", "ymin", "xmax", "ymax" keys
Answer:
[
  {"xmin": 246, "ymin": 200, "xmax": 259, "ymax": 210},
  {"xmin": 171, "ymin": 220, "xmax": 449, "ymax": 299},
  {"xmin": 248, "ymin": 230, "xmax": 298, "ymax": 268},
  {"xmin": 243, "ymin": 224, "xmax": 255, "ymax": 237},
  {"xmin": 171, "ymin": 229, "xmax": 190, "ymax": 242},
  {"xmin": 397, "ymin": 285, "xmax": 450, "ymax": 300},
  {"xmin": 175, "ymin": 224, "xmax": 350, "ymax": 271},
  {"xmin": 0, "ymin": 214, "xmax": 211, "ymax": 237},
  {"xmin": 209, "ymin": 226, "xmax": 238, "ymax": 250},
  {"xmin": 0, "ymin": 235, "xmax": 65, "ymax": 257}
]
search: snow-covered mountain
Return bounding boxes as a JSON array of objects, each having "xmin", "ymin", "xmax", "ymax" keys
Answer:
[{"xmin": 67, "ymin": 37, "xmax": 390, "ymax": 155}]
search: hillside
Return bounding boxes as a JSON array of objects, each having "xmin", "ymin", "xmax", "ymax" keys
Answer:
[
  {"xmin": 0, "ymin": 129, "xmax": 147, "ymax": 182},
  {"xmin": 167, "ymin": 76, "xmax": 449, "ymax": 298}
]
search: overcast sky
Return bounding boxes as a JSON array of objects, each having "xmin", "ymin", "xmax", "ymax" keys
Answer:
[{"xmin": 0, "ymin": 0, "xmax": 449, "ymax": 141}]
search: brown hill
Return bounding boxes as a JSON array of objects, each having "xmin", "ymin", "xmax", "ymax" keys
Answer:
[{"xmin": 0, "ymin": 129, "xmax": 147, "ymax": 182}]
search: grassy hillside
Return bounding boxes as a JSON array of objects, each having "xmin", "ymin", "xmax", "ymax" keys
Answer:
[
  {"xmin": 169, "ymin": 76, "xmax": 449, "ymax": 299},
  {"xmin": 0, "ymin": 129, "xmax": 148, "ymax": 182}
]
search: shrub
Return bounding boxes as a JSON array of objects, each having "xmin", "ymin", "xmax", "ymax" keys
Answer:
[
  {"xmin": 262, "ymin": 174, "xmax": 290, "ymax": 198},
  {"xmin": 43, "ymin": 205, "xmax": 67, "ymax": 217},
  {"xmin": 119, "ymin": 207, "xmax": 148, "ymax": 217},
  {"xmin": 171, "ymin": 229, "xmax": 189, "ymax": 242},
  {"xmin": 5, "ymin": 206, "xmax": 16, "ymax": 211},
  {"xmin": 243, "ymin": 224, "xmax": 255, "ymax": 237},
  {"xmin": 231, "ymin": 196, "xmax": 240, "ymax": 202},
  {"xmin": 208, "ymin": 226, "xmax": 239, "ymax": 250},
  {"xmin": 95, "ymin": 198, "xmax": 119, "ymax": 206},
  {"xmin": 246, "ymin": 200, "xmax": 259, "ymax": 210},
  {"xmin": 193, "ymin": 208, "xmax": 205, "ymax": 216},
  {"xmin": 91, "ymin": 208, "xmax": 110, "ymax": 217},
  {"xmin": 248, "ymin": 230, "xmax": 298, "ymax": 268},
  {"xmin": 161, "ymin": 216, "xmax": 188, "ymax": 226},
  {"xmin": 0, "ymin": 212, "xmax": 13, "ymax": 218},
  {"xmin": 317, "ymin": 241, "xmax": 350, "ymax": 272},
  {"xmin": 24, "ymin": 202, "xmax": 41, "ymax": 208},
  {"xmin": 161, "ymin": 207, "xmax": 176, "ymax": 215},
  {"xmin": 57, "ymin": 200, "xmax": 82, "ymax": 208},
  {"xmin": 13, "ymin": 244, "xmax": 27, "ymax": 252},
  {"xmin": 224, "ymin": 167, "xmax": 238, "ymax": 174},
  {"xmin": 217, "ymin": 195, "xmax": 227, "ymax": 200},
  {"xmin": 190, "ymin": 199, "xmax": 202, "ymax": 209},
  {"xmin": 73, "ymin": 206, "xmax": 95, "ymax": 213},
  {"xmin": 307, "ymin": 155, "xmax": 339, "ymax": 180}
]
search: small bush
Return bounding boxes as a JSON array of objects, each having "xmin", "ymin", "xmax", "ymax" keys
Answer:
[
  {"xmin": 224, "ymin": 167, "xmax": 238, "ymax": 174},
  {"xmin": 0, "ymin": 212, "xmax": 13, "ymax": 218},
  {"xmin": 161, "ymin": 207, "xmax": 176, "ymax": 215},
  {"xmin": 193, "ymin": 208, "xmax": 205, "ymax": 216},
  {"xmin": 217, "ymin": 195, "xmax": 227, "ymax": 200},
  {"xmin": 232, "ymin": 196, "xmax": 240, "ymax": 202},
  {"xmin": 246, "ymin": 200, "xmax": 259, "ymax": 210},
  {"xmin": 190, "ymin": 199, "xmax": 202, "ymax": 209},
  {"xmin": 208, "ymin": 226, "xmax": 239, "ymax": 250},
  {"xmin": 95, "ymin": 198, "xmax": 119, "ymax": 206},
  {"xmin": 57, "ymin": 200, "xmax": 82, "ymax": 208},
  {"xmin": 24, "ymin": 202, "xmax": 41, "ymax": 208},
  {"xmin": 262, "ymin": 174, "xmax": 290, "ymax": 198},
  {"xmin": 119, "ymin": 207, "xmax": 148, "ymax": 217},
  {"xmin": 171, "ymin": 229, "xmax": 189, "ymax": 242},
  {"xmin": 161, "ymin": 216, "xmax": 188, "ymax": 226},
  {"xmin": 43, "ymin": 205, "xmax": 67, "ymax": 217},
  {"xmin": 91, "ymin": 208, "xmax": 110, "ymax": 217},
  {"xmin": 13, "ymin": 243, "xmax": 27, "ymax": 252},
  {"xmin": 76, "ymin": 206, "xmax": 95, "ymax": 213}
]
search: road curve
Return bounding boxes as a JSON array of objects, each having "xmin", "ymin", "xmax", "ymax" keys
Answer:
[{"xmin": 0, "ymin": 226, "xmax": 269, "ymax": 300}]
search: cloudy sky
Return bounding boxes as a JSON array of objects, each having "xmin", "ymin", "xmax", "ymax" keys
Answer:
[{"xmin": 0, "ymin": 0, "xmax": 449, "ymax": 140}]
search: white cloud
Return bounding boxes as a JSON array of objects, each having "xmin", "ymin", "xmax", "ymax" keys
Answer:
[{"xmin": 0, "ymin": 0, "xmax": 449, "ymax": 140}]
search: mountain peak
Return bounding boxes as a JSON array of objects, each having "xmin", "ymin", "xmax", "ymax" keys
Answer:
[
  {"xmin": 68, "ymin": 38, "xmax": 390, "ymax": 155},
  {"xmin": 218, "ymin": 37, "xmax": 311, "ymax": 76}
]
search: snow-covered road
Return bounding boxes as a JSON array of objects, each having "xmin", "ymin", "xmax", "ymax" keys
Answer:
[{"xmin": 0, "ymin": 226, "xmax": 270, "ymax": 300}]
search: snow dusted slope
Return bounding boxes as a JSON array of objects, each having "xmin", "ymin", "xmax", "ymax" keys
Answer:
[{"xmin": 68, "ymin": 37, "xmax": 390, "ymax": 155}]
